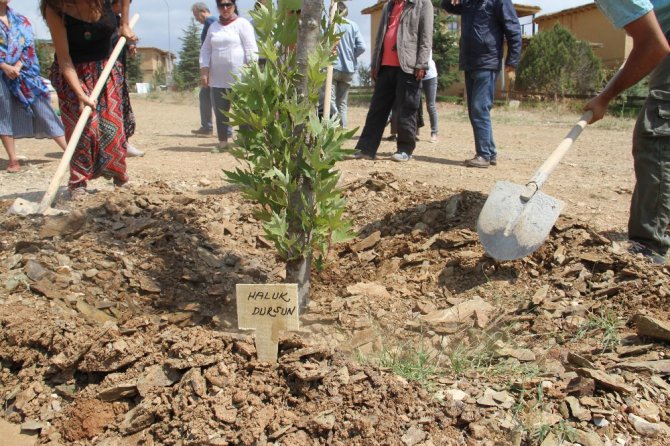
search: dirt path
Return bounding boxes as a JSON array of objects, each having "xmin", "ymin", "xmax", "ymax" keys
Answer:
[{"xmin": 1, "ymin": 94, "xmax": 635, "ymax": 233}]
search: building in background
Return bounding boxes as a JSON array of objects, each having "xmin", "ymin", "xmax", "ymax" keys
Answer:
[{"xmin": 136, "ymin": 47, "xmax": 175, "ymax": 85}]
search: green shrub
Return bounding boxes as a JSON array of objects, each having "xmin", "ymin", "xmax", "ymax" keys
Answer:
[{"xmin": 517, "ymin": 24, "xmax": 602, "ymax": 97}]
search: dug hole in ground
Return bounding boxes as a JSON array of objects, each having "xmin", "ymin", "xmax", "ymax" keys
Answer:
[{"xmin": 1, "ymin": 95, "xmax": 669, "ymax": 446}]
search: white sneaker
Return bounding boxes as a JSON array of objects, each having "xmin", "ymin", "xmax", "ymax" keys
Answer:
[
  {"xmin": 127, "ymin": 144, "xmax": 145, "ymax": 157},
  {"xmin": 391, "ymin": 152, "xmax": 411, "ymax": 162}
]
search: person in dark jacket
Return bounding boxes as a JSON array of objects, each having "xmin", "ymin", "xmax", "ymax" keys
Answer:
[
  {"xmin": 349, "ymin": 0, "xmax": 433, "ymax": 162},
  {"xmin": 442, "ymin": 0, "xmax": 521, "ymax": 168}
]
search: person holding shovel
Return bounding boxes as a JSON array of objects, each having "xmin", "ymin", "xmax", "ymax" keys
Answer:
[
  {"xmin": 41, "ymin": 0, "xmax": 137, "ymax": 199},
  {"xmin": 0, "ymin": 0, "xmax": 68, "ymax": 173},
  {"xmin": 585, "ymin": 0, "xmax": 670, "ymax": 265}
]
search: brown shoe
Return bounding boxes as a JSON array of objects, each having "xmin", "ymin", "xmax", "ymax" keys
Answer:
[
  {"xmin": 191, "ymin": 127, "xmax": 213, "ymax": 136},
  {"xmin": 465, "ymin": 155, "xmax": 490, "ymax": 168}
]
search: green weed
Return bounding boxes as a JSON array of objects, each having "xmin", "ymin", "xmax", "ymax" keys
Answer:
[{"xmin": 575, "ymin": 311, "xmax": 623, "ymax": 352}]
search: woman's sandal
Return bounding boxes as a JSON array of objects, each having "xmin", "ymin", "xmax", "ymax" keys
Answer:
[
  {"xmin": 69, "ymin": 187, "xmax": 87, "ymax": 201},
  {"xmin": 6, "ymin": 162, "xmax": 20, "ymax": 173}
]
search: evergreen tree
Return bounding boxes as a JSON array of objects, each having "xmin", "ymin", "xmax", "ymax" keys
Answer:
[
  {"xmin": 517, "ymin": 24, "xmax": 602, "ymax": 97},
  {"xmin": 432, "ymin": 5, "xmax": 460, "ymax": 91},
  {"xmin": 357, "ymin": 63, "xmax": 371, "ymax": 87},
  {"xmin": 126, "ymin": 53, "xmax": 143, "ymax": 86},
  {"xmin": 153, "ymin": 66, "xmax": 166, "ymax": 89},
  {"xmin": 174, "ymin": 18, "xmax": 202, "ymax": 91}
]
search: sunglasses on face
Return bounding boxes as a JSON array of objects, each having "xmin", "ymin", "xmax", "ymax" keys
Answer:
[{"xmin": 217, "ymin": 3, "xmax": 234, "ymax": 8}]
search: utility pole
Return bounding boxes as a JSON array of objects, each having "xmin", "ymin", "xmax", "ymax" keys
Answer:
[{"xmin": 162, "ymin": 0, "xmax": 172, "ymax": 87}]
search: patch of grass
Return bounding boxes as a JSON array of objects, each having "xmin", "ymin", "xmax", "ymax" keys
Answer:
[
  {"xmin": 553, "ymin": 419, "xmax": 577, "ymax": 443},
  {"xmin": 376, "ymin": 343, "xmax": 443, "ymax": 388},
  {"xmin": 529, "ymin": 422, "xmax": 551, "ymax": 445},
  {"xmin": 355, "ymin": 337, "xmax": 444, "ymax": 390},
  {"xmin": 575, "ymin": 310, "xmax": 623, "ymax": 352}
]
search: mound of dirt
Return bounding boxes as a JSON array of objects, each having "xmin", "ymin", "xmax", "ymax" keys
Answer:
[{"xmin": 1, "ymin": 172, "xmax": 669, "ymax": 445}]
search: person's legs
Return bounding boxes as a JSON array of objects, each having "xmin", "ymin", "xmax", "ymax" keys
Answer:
[
  {"xmin": 195, "ymin": 86, "xmax": 214, "ymax": 134},
  {"xmin": 1, "ymin": 135, "xmax": 19, "ymax": 172},
  {"xmin": 464, "ymin": 70, "xmax": 498, "ymax": 167},
  {"xmin": 395, "ymin": 71, "xmax": 422, "ymax": 156},
  {"xmin": 0, "ymin": 78, "xmax": 19, "ymax": 171},
  {"xmin": 628, "ymin": 60, "xmax": 670, "ymax": 261},
  {"xmin": 211, "ymin": 87, "xmax": 232, "ymax": 150},
  {"xmin": 54, "ymin": 136, "xmax": 67, "ymax": 151},
  {"xmin": 333, "ymin": 70, "xmax": 353, "ymax": 128},
  {"xmin": 355, "ymin": 67, "xmax": 399, "ymax": 157},
  {"xmin": 423, "ymin": 77, "xmax": 439, "ymax": 139}
]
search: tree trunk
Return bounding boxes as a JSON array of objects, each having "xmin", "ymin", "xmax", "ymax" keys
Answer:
[{"xmin": 286, "ymin": 0, "xmax": 322, "ymax": 309}]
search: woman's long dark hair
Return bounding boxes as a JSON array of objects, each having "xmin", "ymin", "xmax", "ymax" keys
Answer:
[{"xmin": 40, "ymin": 0, "xmax": 105, "ymax": 20}]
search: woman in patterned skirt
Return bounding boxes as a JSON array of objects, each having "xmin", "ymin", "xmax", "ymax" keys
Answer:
[
  {"xmin": 0, "ymin": 0, "xmax": 67, "ymax": 173},
  {"xmin": 41, "ymin": 0, "xmax": 137, "ymax": 199}
]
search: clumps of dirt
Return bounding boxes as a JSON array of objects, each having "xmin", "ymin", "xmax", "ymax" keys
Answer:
[
  {"xmin": 1, "ymin": 172, "xmax": 669, "ymax": 445},
  {"xmin": 60, "ymin": 399, "xmax": 116, "ymax": 442},
  {"xmin": 0, "ymin": 303, "xmax": 460, "ymax": 445}
]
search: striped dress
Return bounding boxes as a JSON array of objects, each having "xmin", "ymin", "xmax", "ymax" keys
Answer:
[{"xmin": 0, "ymin": 7, "xmax": 64, "ymax": 139}]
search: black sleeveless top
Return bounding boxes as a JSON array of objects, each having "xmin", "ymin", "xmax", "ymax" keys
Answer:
[{"xmin": 62, "ymin": 0, "xmax": 117, "ymax": 64}]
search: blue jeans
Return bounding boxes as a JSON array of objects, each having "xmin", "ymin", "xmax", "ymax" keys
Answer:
[
  {"xmin": 199, "ymin": 86, "xmax": 213, "ymax": 131},
  {"xmin": 332, "ymin": 70, "xmax": 353, "ymax": 128},
  {"xmin": 422, "ymin": 76, "xmax": 438, "ymax": 136},
  {"xmin": 465, "ymin": 69, "xmax": 498, "ymax": 161}
]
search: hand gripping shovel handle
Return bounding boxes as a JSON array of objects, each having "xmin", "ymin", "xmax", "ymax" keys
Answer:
[
  {"xmin": 37, "ymin": 14, "xmax": 140, "ymax": 214},
  {"xmin": 321, "ymin": 0, "xmax": 339, "ymax": 121},
  {"xmin": 521, "ymin": 110, "xmax": 593, "ymax": 202}
]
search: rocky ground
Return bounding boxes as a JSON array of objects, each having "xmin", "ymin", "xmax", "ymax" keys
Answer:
[{"xmin": 0, "ymin": 97, "xmax": 669, "ymax": 445}]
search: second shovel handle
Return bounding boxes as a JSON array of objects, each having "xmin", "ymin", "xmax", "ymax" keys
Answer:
[{"xmin": 528, "ymin": 110, "xmax": 593, "ymax": 189}]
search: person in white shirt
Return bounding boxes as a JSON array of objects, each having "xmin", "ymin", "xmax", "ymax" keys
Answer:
[{"xmin": 199, "ymin": 0, "xmax": 257, "ymax": 151}]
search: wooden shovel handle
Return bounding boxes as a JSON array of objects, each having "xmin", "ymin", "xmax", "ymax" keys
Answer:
[
  {"xmin": 322, "ymin": 1, "xmax": 339, "ymax": 120},
  {"xmin": 37, "ymin": 14, "xmax": 140, "ymax": 214},
  {"xmin": 521, "ymin": 110, "xmax": 592, "ymax": 201}
]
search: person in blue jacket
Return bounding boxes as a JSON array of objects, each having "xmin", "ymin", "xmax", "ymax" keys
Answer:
[
  {"xmin": 585, "ymin": 0, "xmax": 670, "ymax": 265},
  {"xmin": 331, "ymin": 2, "xmax": 365, "ymax": 129},
  {"xmin": 191, "ymin": 2, "xmax": 218, "ymax": 136},
  {"xmin": 442, "ymin": 0, "xmax": 521, "ymax": 168}
]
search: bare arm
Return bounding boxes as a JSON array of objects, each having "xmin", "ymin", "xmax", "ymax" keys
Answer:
[
  {"xmin": 118, "ymin": 0, "xmax": 137, "ymax": 42},
  {"xmin": 585, "ymin": 11, "xmax": 670, "ymax": 123},
  {"xmin": 45, "ymin": 5, "xmax": 96, "ymax": 110}
]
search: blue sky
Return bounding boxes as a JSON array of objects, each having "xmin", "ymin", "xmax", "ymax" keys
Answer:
[{"xmin": 19, "ymin": 0, "xmax": 592, "ymax": 64}]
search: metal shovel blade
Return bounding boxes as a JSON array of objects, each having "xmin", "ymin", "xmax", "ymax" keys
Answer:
[
  {"xmin": 7, "ymin": 198, "xmax": 66, "ymax": 217},
  {"xmin": 477, "ymin": 181, "xmax": 565, "ymax": 261}
]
